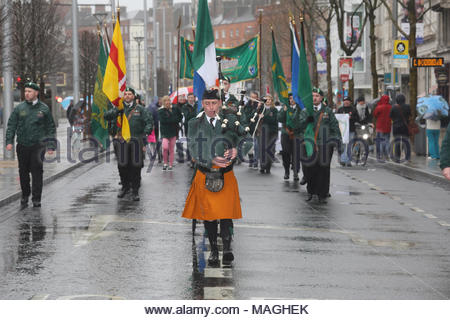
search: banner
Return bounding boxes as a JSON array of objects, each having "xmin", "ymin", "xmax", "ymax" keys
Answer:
[
  {"xmin": 180, "ymin": 36, "xmax": 259, "ymax": 83},
  {"xmin": 271, "ymin": 30, "xmax": 289, "ymax": 107},
  {"xmin": 335, "ymin": 113, "xmax": 350, "ymax": 144},
  {"xmin": 315, "ymin": 35, "xmax": 327, "ymax": 74},
  {"xmin": 339, "ymin": 57, "xmax": 353, "ymax": 82}
]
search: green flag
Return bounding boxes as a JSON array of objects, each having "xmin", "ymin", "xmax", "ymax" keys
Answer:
[
  {"xmin": 271, "ymin": 31, "xmax": 289, "ymax": 107},
  {"xmin": 180, "ymin": 36, "xmax": 259, "ymax": 82},
  {"xmin": 90, "ymin": 36, "xmax": 110, "ymax": 149},
  {"xmin": 180, "ymin": 36, "xmax": 195, "ymax": 79},
  {"xmin": 298, "ymin": 28, "xmax": 314, "ymax": 156}
]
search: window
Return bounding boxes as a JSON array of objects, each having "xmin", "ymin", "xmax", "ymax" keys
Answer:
[
  {"xmin": 443, "ymin": 9, "xmax": 450, "ymax": 46},
  {"xmin": 236, "ymin": 29, "xmax": 239, "ymax": 37},
  {"xmin": 230, "ymin": 30, "xmax": 233, "ymax": 38},
  {"xmin": 222, "ymin": 30, "xmax": 226, "ymax": 38},
  {"xmin": 215, "ymin": 30, "xmax": 219, "ymax": 40}
]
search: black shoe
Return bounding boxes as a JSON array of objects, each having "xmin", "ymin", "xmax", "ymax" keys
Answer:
[
  {"xmin": 346, "ymin": 163, "xmax": 352, "ymax": 167},
  {"xmin": 306, "ymin": 194, "xmax": 313, "ymax": 202},
  {"xmin": 327, "ymin": 193, "xmax": 331, "ymax": 198},
  {"xmin": 223, "ymin": 251, "xmax": 234, "ymax": 264},
  {"xmin": 266, "ymin": 167, "xmax": 271, "ymax": 174},
  {"xmin": 32, "ymin": 201, "xmax": 41, "ymax": 208},
  {"xmin": 318, "ymin": 197, "xmax": 327, "ymax": 204},
  {"xmin": 284, "ymin": 173, "xmax": 289, "ymax": 180},
  {"xmin": 259, "ymin": 169, "xmax": 265, "ymax": 174},
  {"xmin": 132, "ymin": 191, "xmax": 140, "ymax": 201},
  {"xmin": 117, "ymin": 188, "xmax": 129, "ymax": 198},
  {"xmin": 20, "ymin": 196, "xmax": 28, "ymax": 209},
  {"xmin": 208, "ymin": 249, "xmax": 220, "ymax": 266},
  {"xmin": 293, "ymin": 173, "xmax": 299, "ymax": 181},
  {"xmin": 300, "ymin": 177, "xmax": 307, "ymax": 185}
]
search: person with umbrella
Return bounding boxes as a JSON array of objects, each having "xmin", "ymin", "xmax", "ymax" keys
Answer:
[{"xmin": 5, "ymin": 82, "xmax": 56, "ymax": 208}]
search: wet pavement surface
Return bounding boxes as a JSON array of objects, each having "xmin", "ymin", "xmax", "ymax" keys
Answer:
[{"xmin": 0, "ymin": 153, "xmax": 449, "ymax": 299}]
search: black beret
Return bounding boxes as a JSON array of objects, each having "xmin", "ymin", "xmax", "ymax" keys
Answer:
[
  {"xmin": 125, "ymin": 87, "xmax": 136, "ymax": 95},
  {"xmin": 221, "ymin": 75, "xmax": 231, "ymax": 82},
  {"xmin": 312, "ymin": 87, "xmax": 324, "ymax": 96},
  {"xmin": 288, "ymin": 92, "xmax": 293, "ymax": 97},
  {"xmin": 343, "ymin": 96, "xmax": 352, "ymax": 102},
  {"xmin": 24, "ymin": 82, "xmax": 39, "ymax": 91},
  {"xmin": 202, "ymin": 88, "xmax": 220, "ymax": 100}
]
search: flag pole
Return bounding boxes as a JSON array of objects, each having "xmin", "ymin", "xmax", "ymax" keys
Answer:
[
  {"xmin": 258, "ymin": 9, "xmax": 263, "ymax": 96},
  {"xmin": 176, "ymin": 16, "xmax": 181, "ymax": 101}
]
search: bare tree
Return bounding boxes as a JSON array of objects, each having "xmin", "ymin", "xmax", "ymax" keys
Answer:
[
  {"xmin": 363, "ymin": 0, "xmax": 382, "ymax": 99},
  {"xmin": 11, "ymin": 0, "xmax": 67, "ymax": 99},
  {"xmin": 330, "ymin": 0, "xmax": 368, "ymax": 100},
  {"xmin": 380, "ymin": 0, "xmax": 434, "ymax": 120}
]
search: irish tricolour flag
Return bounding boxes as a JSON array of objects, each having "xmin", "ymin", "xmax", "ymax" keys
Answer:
[{"xmin": 193, "ymin": 0, "xmax": 218, "ymax": 109}]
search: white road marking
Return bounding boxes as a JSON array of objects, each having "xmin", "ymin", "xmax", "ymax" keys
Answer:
[
  {"xmin": 424, "ymin": 214, "xmax": 437, "ymax": 219},
  {"xmin": 203, "ymin": 287, "xmax": 234, "ymax": 300}
]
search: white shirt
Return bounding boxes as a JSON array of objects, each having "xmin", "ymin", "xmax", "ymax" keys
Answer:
[
  {"xmin": 426, "ymin": 119, "xmax": 441, "ymax": 130},
  {"xmin": 314, "ymin": 103, "xmax": 322, "ymax": 112},
  {"xmin": 205, "ymin": 114, "xmax": 219, "ymax": 128}
]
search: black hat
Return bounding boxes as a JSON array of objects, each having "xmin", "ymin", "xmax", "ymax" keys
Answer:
[
  {"xmin": 221, "ymin": 75, "xmax": 231, "ymax": 83},
  {"xmin": 202, "ymin": 88, "xmax": 220, "ymax": 100},
  {"xmin": 288, "ymin": 92, "xmax": 293, "ymax": 97},
  {"xmin": 312, "ymin": 87, "xmax": 324, "ymax": 96},
  {"xmin": 125, "ymin": 87, "xmax": 136, "ymax": 95},
  {"xmin": 356, "ymin": 95, "xmax": 365, "ymax": 102},
  {"xmin": 343, "ymin": 96, "xmax": 352, "ymax": 102},
  {"xmin": 24, "ymin": 82, "xmax": 39, "ymax": 91}
]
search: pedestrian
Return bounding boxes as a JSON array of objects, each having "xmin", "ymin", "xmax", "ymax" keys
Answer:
[
  {"xmin": 147, "ymin": 97, "xmax": 162, "ymax": 163},
  {"xmin": 390, "ymin": 94, "xmax": 411, "ymax": 162},
  {"xmin": 182, "ymin": 88, "xmax": 253, "ymax": 265},
  {"xmin": 175, "ymin": 94, "xmax": 187, "ymax": 163},
  {"xmin": 440, "ymin": 123, "xmax": 450, "ymax": 180},
  {"xmin": 355, "ymin": 95, "xmax": 372, "ymax": 124},
  {"xmin": 241, "ymin": 91, "xmax": 259, "ymax": 168},
  {"xmin": 182, "ymin": 93, "xmax": 198, "ymax": 166},
  {"xmin": 373, "ymin": 95, "xmax": 392, "ymax": 161},
  {"xmin": 71, "ymin": 107, "xmax": 86, "ymax": 155},
  {"xmin": 221, "ymin": 76, "xmax": 238, "ymax": 107},
  {"xmin": 104, "ymin": 87, "xmax": 153, "ymax": 201},
  {"xmin": 158, "ymin": 95, "xmax": 182, "ymax": 171},
  {"xmin": 426, "ymin": 118, "xmax": 441, "ymax": 159},
  {"xmin": 337, "ymin": 96, "xmax": 360, "ymax": 166},
  {"xmin": 5, "ymin": 81, "xmax": 56, "ymax": 209},
  {"xmin": 299, "ymin": 87, "xmax": 342, "ymax": 203},
  {"xmin": 278, "ymin": 93, "xmax": 302, "ymax": 181},
  {"xmin": 255, "ymin": 94, "xmax": 278, "ymax": 174}
]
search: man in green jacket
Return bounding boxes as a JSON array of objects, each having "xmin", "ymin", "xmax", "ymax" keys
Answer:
[
  {"xmin": 6, "ymin": 82, "xmax": 56, "ymax": 208},
  {"xmin": 440, "ymin": 124, "xmax": 450, "ymax": 180},
  {"xmin": 298, "ymin": 87, "xmax": 342, "ymax": 203},
  {"xmin": 104, "ymin": 87, "xmax": 153, "ymax": 201},
  {"xmin": 182, "ymin": 93, "xmax": 198, "ymax": 166}
]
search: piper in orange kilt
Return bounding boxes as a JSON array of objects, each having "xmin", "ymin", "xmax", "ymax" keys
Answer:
[{"xmin": 182, "ymin": 88, "xmax": 253, "ymax": 266}]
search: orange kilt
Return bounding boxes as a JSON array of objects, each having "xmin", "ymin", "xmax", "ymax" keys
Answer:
[{"xmin": 182, "ymin": 169, "xmax": 242, "ymax": 221}]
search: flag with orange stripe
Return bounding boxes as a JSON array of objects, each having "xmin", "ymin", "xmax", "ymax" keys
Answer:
[{"xmin": 102, "ymin": 18, "xmax": 130, "ymax": 141}]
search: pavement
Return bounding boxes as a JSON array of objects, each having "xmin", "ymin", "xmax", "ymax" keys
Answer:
[
  {"xmin": 0, "ymin": 123, "xmax": 448, "ymax": 208},
  {"xmin": 0, "ymin": 119, "xmax": 106, "ymax": 207}
]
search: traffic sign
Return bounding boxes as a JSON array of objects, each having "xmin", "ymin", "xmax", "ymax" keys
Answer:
[{"xmin": 393, "ymin": 40, "xmax": 409, "ymax": 59}]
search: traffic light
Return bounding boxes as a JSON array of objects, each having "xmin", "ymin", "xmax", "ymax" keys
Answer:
[{"xmin": 16, "ymin": 76, "xmax": 22, "ymax": 89}]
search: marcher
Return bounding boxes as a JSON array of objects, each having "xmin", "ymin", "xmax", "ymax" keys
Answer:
[
  {"xmin": 390, "ymin": 94, "xmax": 411, "ymax": 162},
  {"xmin": 158, "ymin": 95, "xmax": 182, "ymax": 170},
  {"xmin": 440, "ymin": 124, "xmax": 450, "ymax": 180},
  {"xmin": 337, "ymin": 96, "xmax": 360, "ymax": 166},
  {"xmin": 182, "ymin": 88, "xmax": 252, "ymax": 265},
  {"xmin": 182, "ymin": 93, "xmax": 198, "ymax": 166},
  {"xmin": 426, "ymin": 118, "xmax": 441, "ymax": 159},
  {"xmin": 104, "ymin": 87, "xmax": 153, "ymax": 201},
  {"xmin": 355, "ymin": 95, "xmax": 371, "ymax": 124},
  {"xmin": 255, "ymin": 94, "xmax": 278, "ymax": 174},
  {"xmin": 242, "ymin": 91, "xmax": 259, "ymax": 168},
  {"xmin": 299, "ymin": 87, "xmax": 342, "ymax": 203},
  {"xmin": 221, "ymin": 76, "xmax": 238, "ymax": 107},
  {"xmin": 373, "ymin": 95, "xmax": 392, "ymax": 161},
  {"xmin": 6, "ymin": 82, "xmax": 56, "ymax": 208},
  {"xmin": 278, "ymin": 93, "xmax": 302, "ymax": 181}
]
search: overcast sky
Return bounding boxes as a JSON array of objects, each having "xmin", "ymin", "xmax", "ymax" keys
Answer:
[{"xmin": 78, "ymin": 0, "xmax": 190, "ymax": 11}]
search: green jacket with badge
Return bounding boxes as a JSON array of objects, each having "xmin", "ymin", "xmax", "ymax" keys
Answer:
[
  {"xmin": 6, "ymin": 100, "xmax": 56, "ymax": 149},
  {"xmin": 187, "ymin": 112, "xmax": 253, "ymax": 168},
  {"xmin": 257, "ymin": 106, "xmax": 278, "ymax": 136},
  {"xmin": 298, "ymin": 105, "xmax": 342, "ymax": 146},
  {"xmin": 104, "ymin": 102, "xmax": 153, "ymax": 141},
  {"xmin": 278, "ymin": 104, "xmax": 302, "ymax": 137},
  {"xmin": 181, "ymin": 102, "xmax": 197, "ymax": 134},
  {"xmin": 158, "ymin": 106, "xmax": 183, "ymax": 139}
]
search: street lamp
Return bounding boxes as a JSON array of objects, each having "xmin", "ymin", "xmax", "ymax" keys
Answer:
[{"xmin": 134, "ymin": 36, "xmax": 144, "ymax": 90}]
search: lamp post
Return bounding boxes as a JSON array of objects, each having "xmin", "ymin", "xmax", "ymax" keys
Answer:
[{"xmin": 134, "ymin": 36, "xmax": 144, "ymax": 90}]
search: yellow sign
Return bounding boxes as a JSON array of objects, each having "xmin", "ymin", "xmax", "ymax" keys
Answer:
[
  {"xmin": 394, "ymin": 40, "xmax": 409, "ymax": 57},
  {"xmin": 412, "ymin": 57, "xmax": 444, "ymax": 67}
]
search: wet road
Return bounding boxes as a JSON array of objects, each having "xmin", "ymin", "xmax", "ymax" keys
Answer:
[{"xmin": 0, "ymin": 155, "xmax": 449, "ymax": 299}]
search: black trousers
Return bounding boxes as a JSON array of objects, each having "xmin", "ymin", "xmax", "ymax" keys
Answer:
[
  {"xmin": 16, "ymin": 143, "xmax": 45, "ymax": 202},
  {"xmin": 113, "ymin": 138, "xmax": 144, "ymax": 191},
  {"xmin": 257, "ymin": 129, "xmax": 277, "ymax": 170},
  {"xmin": 281, "ymin": 133, "xmax": 301, "ymax": 174},
  {"xmin": 303, "ymin": 144, "xmax": 334, "ymax": 198}
]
